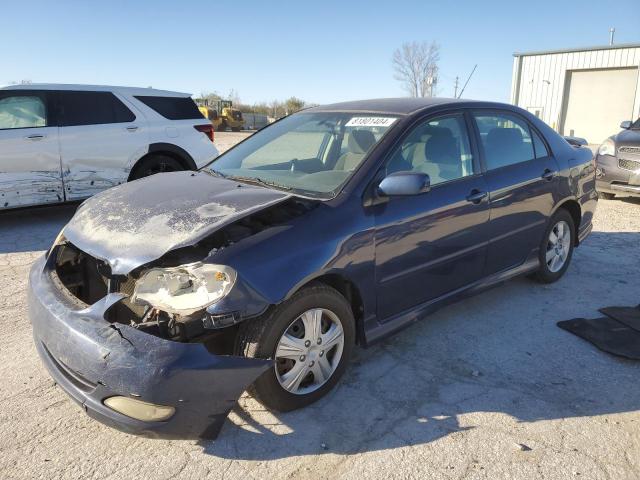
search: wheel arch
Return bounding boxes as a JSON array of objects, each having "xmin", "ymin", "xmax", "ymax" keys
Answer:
[
  {"xmin": 128, "ymin": 143, "xmax": 197, "ymax": 180},
  {"xmin": 291, "ymin": 272, "xmax": 366, "ymax": 346},
  {"xmin": 553, "ymin": 198, "xmax": 582, "ymax": 245}
]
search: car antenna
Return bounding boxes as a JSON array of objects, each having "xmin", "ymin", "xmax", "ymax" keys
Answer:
[{"xmin": 457, "ymin": 64, "xmax": 477, "ymax": 99}]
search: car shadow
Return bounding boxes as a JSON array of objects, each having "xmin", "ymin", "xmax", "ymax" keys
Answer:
[
  {"xmin": 0, "ymin": 203, "xmax": 79, "ymax": 254},
  {"xmin": 619, "ymin": 196, "xmax": 640, "ymax": 206},
  {"xmin": 200, "ymin": 231, "xmax": 640, "ymax": 460}
]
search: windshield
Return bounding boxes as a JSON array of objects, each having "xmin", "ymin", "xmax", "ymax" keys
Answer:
[
  {"xmin": 631, "ymin": 118, "xmax": 640, "ymax": 130},
  {"xmin": 204, "ymin": 112, "xmax": 399, "ymax": 197}
]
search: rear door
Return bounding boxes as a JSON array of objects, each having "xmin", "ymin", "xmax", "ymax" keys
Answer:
[
  {"xmin": 471, "ymin": 110, "xmax": 559, "ymax": 274},
  {"xmin": 0, "ymin": 90, "xmax": 63, "ymax": 208},
  {"xmin": 373, "ymin": 112, "xmax": 490, "ymax": 321},
  {"xmin": 57, "ymin": 90, "xmax": 146, "ymax": 199}
]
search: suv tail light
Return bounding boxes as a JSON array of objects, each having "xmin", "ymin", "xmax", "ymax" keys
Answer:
[{"xmin": 194, "ymin": 124, "xmax": 214, "ymax": 142}]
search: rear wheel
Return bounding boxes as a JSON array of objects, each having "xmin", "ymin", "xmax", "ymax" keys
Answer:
[
  {"xmin": 598, "ymin": 191, "xmax": 615, "ymax": 200},
  {"xmin": 532, "ymin": 209, "xmax": 575, "ymax": 283},
  {"xmin": 130, "ymin": 155, "xmax": 184, "ymax": 180},
  {"xmin": 236, "ymin": 284, "xmax": 355, "ymax": 411},
  {"xmin": 231, "ymin": 126, "xmax": 241, "ymax": 132}
]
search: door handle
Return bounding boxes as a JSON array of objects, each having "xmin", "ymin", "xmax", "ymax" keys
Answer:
[
  {"xmin": 466, "ymin": 189, "xmax": 488, "ymax": 204},
  {"xmin": 126, "ymin": 126, "xmax": 139, "ymax": 132},
  {"xmin": 542, "ymin": 169, "xmax": 557, "ymax": 181},
  {"xmin": 25, "ymin": 134, "xmax": 45, "ymax": 141}
]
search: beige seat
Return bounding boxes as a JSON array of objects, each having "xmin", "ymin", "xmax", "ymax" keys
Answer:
[
  {"xmin": 405, "ymin": 127, "xmax": 456, "ymax": 184},
  {"xmin": 335, "ymin": 130, "xmax": 377, "ymax": 171}
]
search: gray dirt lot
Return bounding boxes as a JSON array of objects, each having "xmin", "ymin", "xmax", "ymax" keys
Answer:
[{"xmin": 1, "ymin": 132, "xmax": 640, "ymax": 479}]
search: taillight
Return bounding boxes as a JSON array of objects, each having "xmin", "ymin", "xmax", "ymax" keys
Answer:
[{"xmin": 194, "ymin": 124, "xmax": 214, "ymax": 142}]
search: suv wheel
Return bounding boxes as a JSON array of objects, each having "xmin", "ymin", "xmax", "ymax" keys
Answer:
[
  {"xmin": 130, "ymin": 155, "xmax": 184, "ymax": 180},
  {"xmin": 236, "ymin": 284, "xmax": 355, "ymax": 411},
  {"xmin": 533, "ymin": 209, "xmax": 575, "ymax": 283}
]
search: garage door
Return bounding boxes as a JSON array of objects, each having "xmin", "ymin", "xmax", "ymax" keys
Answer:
[{"xmin": 561, "ymin": 67, "xmax": 638, "ymax": 144}]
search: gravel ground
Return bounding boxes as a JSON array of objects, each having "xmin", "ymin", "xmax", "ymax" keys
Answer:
[{"xmin": 1, "ymin": 134, "xmax": 639, "ymax": 479}]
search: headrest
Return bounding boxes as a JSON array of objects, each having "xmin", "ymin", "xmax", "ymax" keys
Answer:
[
  {"xmin": 426, "ymin": 129, "xmax": 457, "ymax": 163},
  {"xmin": 486, "ymin": 128, "xmax": 523, "ymax": 148},
  {"xmin": 348, "ymin": 129, "xmax": 376, "ymax": 154},
  {"xmin": 419, "ymin": 125, "xmax": 453, "ymax": 142}
]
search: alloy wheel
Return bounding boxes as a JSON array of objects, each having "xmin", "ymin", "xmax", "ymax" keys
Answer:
[{"xmin": 546, "ymin": 220, "xmax": 571, "ymax": 273}]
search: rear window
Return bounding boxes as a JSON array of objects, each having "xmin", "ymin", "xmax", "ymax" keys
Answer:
[
  {"xmin": 134, "ymin": 95, "xmax": 203, "ymax": 120},
  {"xmin": 59, "ymin": 91, "xmax": 136, "ymax": 126}
]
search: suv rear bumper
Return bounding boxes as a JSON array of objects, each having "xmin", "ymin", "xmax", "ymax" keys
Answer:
[{"xmin": 28, "ymin": 255, "xmax": 270, "ymax": 439}]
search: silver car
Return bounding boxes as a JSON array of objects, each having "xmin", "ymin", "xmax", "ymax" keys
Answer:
[{"xmin": 595, "ymin": 118, "xmax": 640, "ymax": 199}]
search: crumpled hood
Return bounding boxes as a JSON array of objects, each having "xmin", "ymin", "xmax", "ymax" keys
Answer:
[{"xmin": 63, "ymin": 171, "xmax": 290, "ymax": 275}]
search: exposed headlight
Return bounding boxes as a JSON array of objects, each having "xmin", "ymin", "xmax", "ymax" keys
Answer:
[
  {"xmin": 598, "ymin": 138, "xmax": 615, "ymax": 156},
  {"xmin": 131, "ymin": 262, "xmax": 237, "ymax": 315}
]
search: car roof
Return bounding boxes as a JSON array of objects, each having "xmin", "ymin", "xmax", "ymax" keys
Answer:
[
  {"xmin": 308, "ymin": 97, "xmax": 483, "ymax": 115},
  {"xmin": 0, "ymin": 83, "xmax": 191, "ymax": 97}
]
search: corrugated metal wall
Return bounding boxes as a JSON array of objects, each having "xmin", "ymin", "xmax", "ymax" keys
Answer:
[{"xmin": 510, "ymin": 45, "xmax": 640, "ymax": 133}]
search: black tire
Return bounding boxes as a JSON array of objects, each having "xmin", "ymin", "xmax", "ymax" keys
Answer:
[
  {"xmin": 598, "ymin": 191, "xmax": 615, "ymax": 200},
  {"xmin": 130, "ymin": 155, "xmax": 184, "ymax": 180},
  {"xmin": 235, "ymin": 284, "xmax": 355, "ymax": 412},
  {"xmin": 231, "ymin": 126, "xmax": 241, "ymax": 132},
  {"xmin": 532, "ymin": 209, "xmax": 575, "ymax": 284},
  {"xmin": 218, "ymin": 122, "xmax": 227, "ymax": 132}
]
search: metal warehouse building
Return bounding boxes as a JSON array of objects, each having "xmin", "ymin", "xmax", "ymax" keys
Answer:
[{"xmin": 510, "ymin": 43, "xmax": 640, "ymax": 144}]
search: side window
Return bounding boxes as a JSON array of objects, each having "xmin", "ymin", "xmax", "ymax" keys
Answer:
[
  {"xmin": 60, "ymin": 91, "xmax": 135, "ymax": 126},
  {"xmin": 531, "ymin": 128, "xmax": 549, "ymax": 158},
  {"xmin": 0, "ymin": 94, "xmax": 47, "ymax": 129},
  {"xmin": 385, "ymin": 113, "xmax": 474, "ymax": 186},
  {"xmin": 134, "ymin": 96, "xmax": 203, "ymax": 120},
  {"xmin": 473, "ymin": 112, "xmax": 535, "ymax": 170}
]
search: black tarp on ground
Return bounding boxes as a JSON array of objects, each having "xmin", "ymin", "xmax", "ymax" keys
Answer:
[{"xmin": 557, "ymin": 305, "xmax": 640, "ymax": 360}]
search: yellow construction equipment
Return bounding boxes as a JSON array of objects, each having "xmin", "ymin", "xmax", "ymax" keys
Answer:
[{"xmin": 198, "ymin": 100, "xmax": 244, "ymax": 132}]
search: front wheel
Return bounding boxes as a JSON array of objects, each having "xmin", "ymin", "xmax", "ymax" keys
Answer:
[
  {"xmin": 532, "ymin": 209, "xmax": 575, "ymax": 283},
  {"xmin": 236, "ymin": 284, "xmax": 355, "ymax": 411}
]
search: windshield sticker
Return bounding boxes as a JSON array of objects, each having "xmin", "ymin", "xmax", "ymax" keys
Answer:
[{"xmin": 345, "ymin": 117, "xmax": 397, "ymax": 128}]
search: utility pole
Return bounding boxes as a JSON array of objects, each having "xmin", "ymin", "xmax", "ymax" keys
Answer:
[
  {"xmin": 609, "ymin": 27, "xmax": 615, "ymax": 46},
  {"xmin": 454, "ymin": 76, "xmax": 459, "ymax": 98}
]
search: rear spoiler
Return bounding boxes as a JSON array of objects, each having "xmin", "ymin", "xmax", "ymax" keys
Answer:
[{"xmin": 564, "ymin": 136, "xmax": 588, "ymax": 148}]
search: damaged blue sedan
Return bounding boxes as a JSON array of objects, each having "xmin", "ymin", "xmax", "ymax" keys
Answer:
[{"xmin": 29, "ymin": 98, "xmax": 597, "ymax": 439}]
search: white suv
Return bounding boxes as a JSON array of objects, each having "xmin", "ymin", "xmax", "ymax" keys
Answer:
[{"xmin": 0, "ymin": 84, "xmax": 219, "ymax": 209}]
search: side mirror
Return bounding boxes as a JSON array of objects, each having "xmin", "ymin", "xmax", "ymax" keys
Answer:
[
  {"xmin": 563, "ymin": 136, "xmax": 588, "ymax": 147},
  {"xmin": 378, "ymin": 171, "xmax": 430, "ymax": 197},
  {"xmin": 620, "ymin": 120, "xmax": 632, "ymax": 130}
]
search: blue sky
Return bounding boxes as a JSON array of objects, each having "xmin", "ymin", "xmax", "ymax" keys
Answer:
[{"xmin": 3, "ymin": 0, "xmax": 639, "ymax": 105}]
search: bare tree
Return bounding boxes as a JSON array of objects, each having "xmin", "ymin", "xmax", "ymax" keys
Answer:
[{"xmin": 392, "ymin": 41, "xmax": 440, "ymax": 97}]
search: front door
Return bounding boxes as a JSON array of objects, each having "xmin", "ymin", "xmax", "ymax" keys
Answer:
[
  {"xmin": 471, "ymin": 110, "xmax": 560, "ymax": 274},
  {"xmin": 373, "ymin": 112, "xmax": 490, "ymax": 321},
  {"xmin": 0, "ymin": 90, "xmax": 63, "ymax": 208}
]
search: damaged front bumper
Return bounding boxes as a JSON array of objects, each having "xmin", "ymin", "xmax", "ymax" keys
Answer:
[{"xmin": 28, "ymin": 255, "xmax": 271, "ymax": 440}]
